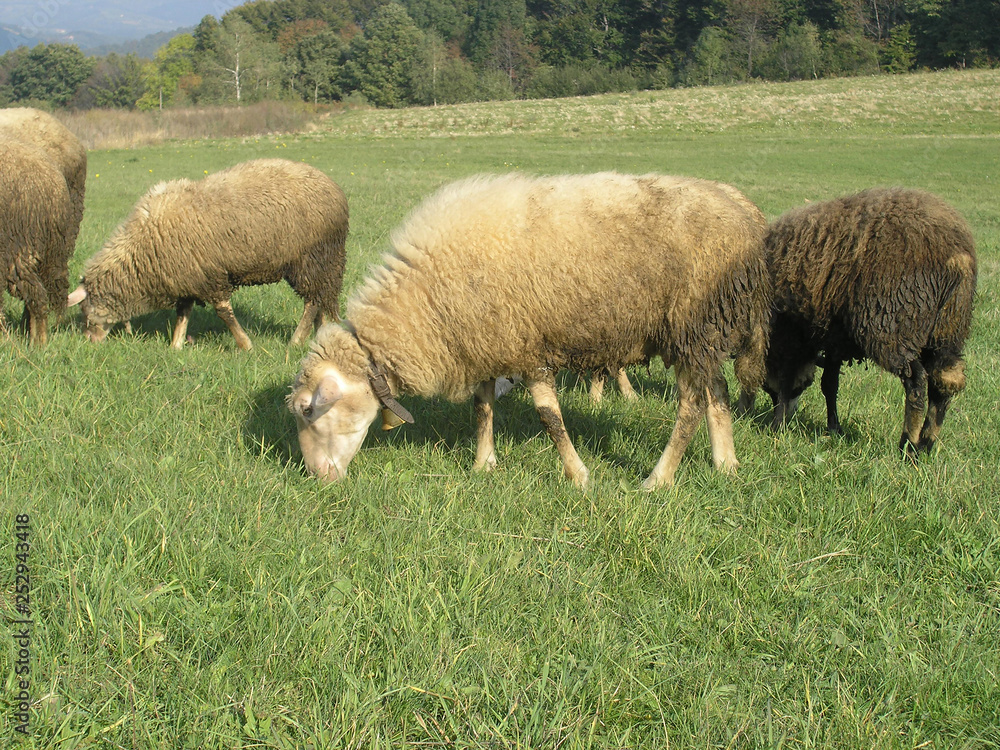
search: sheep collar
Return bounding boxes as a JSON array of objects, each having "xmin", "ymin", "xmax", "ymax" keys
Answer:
[
  {"xmin": 345, "ymin": 327, "xmax": 414, "ymax": 430},
  {"xmin": 367, "ymin": 359, "xmax": 414, "ymax": 429}
]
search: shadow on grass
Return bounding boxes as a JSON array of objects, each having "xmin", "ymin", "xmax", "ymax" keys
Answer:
[
  {"xmin": 243, "ymin": 381, "xmax": 300, "ymax": 468},
  {"xmin": 735, "ymin": 394, "xmax": 864, "ymax": 445},
  {"xmin": 387, "ymin": 369, "xmax": 681, "ymax": 477},
  {"xmin": 242, "ymin": 366, "xmax": 686, "ymax": 478},
  {"xmin": 66, "ymin": 302, "xmax": 301, "ymax": 348}
]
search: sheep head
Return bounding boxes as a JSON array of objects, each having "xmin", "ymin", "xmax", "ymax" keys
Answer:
[
  {"xmin": 288, "ymin": 363, "xmax": 380, "ymax": 482},
  {"xmin": 67, "ymin": 284, "xmax": 114, "ymax": 343},
  {"xmin": 763, "ymin": 359, "xmax": 817, "ymax": 429}
]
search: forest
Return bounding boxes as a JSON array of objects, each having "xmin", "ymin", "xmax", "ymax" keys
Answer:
[{"xmin": 0, "ymin": 0, "xmax": 997, "ymax": 110}]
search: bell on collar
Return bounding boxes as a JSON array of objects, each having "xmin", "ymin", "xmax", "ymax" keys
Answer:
[{"xmin": 382, "ymin": 408, "xmax": 406, "ymax": 431}]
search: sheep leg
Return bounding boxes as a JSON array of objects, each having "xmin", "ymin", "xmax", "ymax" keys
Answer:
[
  {"xmin": 643, "ymin": 366, "xmax": 706, "ymax": 490},
  {"xmin": 898, "ymin": 361, "xmax": 927, "ymax": 458},
  {"xmin": 16, "ymin": 277, "xmax": 48, "ymax": 346},
  {"xmin": 705, "ymin": 374, "xmax": 738, "ymax": 474},
  {"xmin": 821, "ymin": 359, "xmax": 843, "ymax": 434},
  {"xmin": 617, "ymin": 368, "xmax": 638, "ymax": 400},
  {"xmin": 590, "ymin": 368, "xmax": 637, "ymax": 402},
  {"xmin": 26, "ymin": 303, "xmax": 47, "ymax": 346},
  {"xmin": 526, "ymin": 374, "xmax": 589, "ymax": 489},
  {"xmin": 919, "ymin": 376, "xmax": 950, "ymax": 452},
  {"xmin": 472, "ymin": 379, "xmax": 498, "ymax": 472},
  {"xmin": 171, "ymin": 298, "xmax": 195, "ymax": 349},
  {"xmin": 733, "ymin": 389, "xmax": 756, "ymax": 417},
  {"xmin": 213, "ymin": 299, "xmax": 253, "ymax": 351},
  {"xmin": 290, "ymin": 300, "xmax": 321, "ymax": 346},
  {"xmin": 588, "ymin": 371, "xmax": 606, "ymax": 402}
]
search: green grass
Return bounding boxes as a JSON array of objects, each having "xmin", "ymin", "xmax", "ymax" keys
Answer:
[{"xmin": 2, "ymin": 69, "xmax": 1000, "ymax": 748}]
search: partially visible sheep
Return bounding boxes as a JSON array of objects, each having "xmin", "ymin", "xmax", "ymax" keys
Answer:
[
  {"xmin": 289, "ymin": 172, "xmax": 769, "ymax": 490},
  {"xmin": 67, "ymin": 158, "xmax": 348, "ymax": 350},
  {"xmin": 495, "ymin": 367, "xmax": 638, "ymax": 402},
  {"xmin": 0, "ymin": 139, "xmax": 72, "ymax": 345},
  {"xmin": 736, "ymin": 187, "xmax": 977, "ymax": 454},
  {"xmin": 587, "ymin": 367, "xmax": 638, "ymax": 402},
  {"xmin": 0, "ymin": 108, "xmax": 87, "ymax": 305}
]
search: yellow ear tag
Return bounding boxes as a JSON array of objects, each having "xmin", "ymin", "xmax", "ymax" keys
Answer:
[{"xmin": 382, "ymin": 409, "xmax": 405, "ymax": 431}]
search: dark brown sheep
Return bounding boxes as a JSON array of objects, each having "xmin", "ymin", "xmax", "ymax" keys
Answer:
[{"xmin": 736, "ymin": 187, "xmax": 977, "ymax": 454}]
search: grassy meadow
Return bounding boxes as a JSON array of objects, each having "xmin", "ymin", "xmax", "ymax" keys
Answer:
[{"xmin": 2, "ymin": 69, "xmax": 999, "ymax": 748}]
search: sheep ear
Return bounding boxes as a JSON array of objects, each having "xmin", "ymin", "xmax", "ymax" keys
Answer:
[
  {"xmin": 67, "ymin": 285, "xmax": 87, "ymax": 307},
  {"xmin": 312, "ymin": 374, "xmax": 343, "ymax": 409}
]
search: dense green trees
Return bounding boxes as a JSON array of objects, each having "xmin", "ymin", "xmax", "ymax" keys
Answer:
[
  {"xmin": 0, "ymin": 0, "xmax": 995, "ymax": 110},
  {"xmin": 1, "ymin": 44, "xmax": 93, "ymax": 107}
]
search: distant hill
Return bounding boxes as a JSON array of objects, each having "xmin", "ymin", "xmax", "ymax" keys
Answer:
[
  {"xmin": 0, "ymin": 24, "xmax": 39, "ymax": 53},
  {"xmin": 86, "ymin": 28, "xmax": 192, "ymax": 57},
  {"xmin": 0, "ymin": 0, "xmax": 238, "ymax": 49},
  {"xmin": 0, "ymin": 24, "xmax": 186, "ymax": 56}
]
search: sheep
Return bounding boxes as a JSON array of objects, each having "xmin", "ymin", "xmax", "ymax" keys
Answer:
[
  {"xmin": 0, "ymin": 108, "xmax": 87, "ymax": 304},
  {"xmin": 67, "ymin": 158, "xmax": 348, "ymax": 350},
  {"xmin": 735, "ymin": 187, "xmax": 977, "ymax": 455},
  {"xmin": 0, "ymin": 139, "xmax": 73, "ymax": 345},
  {"xmin": 587, "ymin": 367, "xmax": 639, "ymax": 402},
  {"xmin": 288, "ymin": 172, "xmax": 770, "ymax": 490},
  {"xmin": 495, "ymin": 368, "xmax": 638, "ymax": 402}
]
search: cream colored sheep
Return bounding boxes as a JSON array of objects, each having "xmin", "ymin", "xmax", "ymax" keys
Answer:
[
  {"xmin": 67, "ymin": 158, "xmax": 348, "ymax": 350},
  {"xmin": 0, "ymin": 139, "xmax": 72, "ymax": 345},
  {"xmin": 289, "ymin": 172, "xmax": 770, "ymax": 490},
  {"xmin": 0, "ymin": 108, "xmax": 87, "ymax": 304}
]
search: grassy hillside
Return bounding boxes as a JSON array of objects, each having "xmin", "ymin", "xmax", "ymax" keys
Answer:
[{"xmin": 2, "ymin": 69, "xmax": 999, "ymax": 749}]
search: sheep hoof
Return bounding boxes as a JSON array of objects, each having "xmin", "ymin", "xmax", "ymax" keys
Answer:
[
  {"xmin": 719, "ymin": 458, "xmax": 739, "ymax": 476},
  {"xmin": 898, "ymin": 435, "xmax": 921, "ymax": 463},
  {"xmin": 472, "ymin": 454, "xmax": 498, "ymax": 472},
  {"xmin": 641, "ymin": 473, "xmax": 673, "ymax": 492},
  {"xmin": 567, "ymin": 465, "xmax": 590, "ymax": 489}
]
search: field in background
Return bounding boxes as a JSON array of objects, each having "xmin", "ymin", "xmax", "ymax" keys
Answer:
[
  {"xmin": 56, "ymin": 101, "xmax": 319, "ymax": 150},
  {"xmin": 320, "ymin": 69, "xmax": 1000, "ymax": 138},
  {"xmin": 2, "ymin": 70, "xmax": 999, "ymax": 748}
]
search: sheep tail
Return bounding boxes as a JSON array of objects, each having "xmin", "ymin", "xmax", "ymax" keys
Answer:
[{"xmin": 927, "ymin": 250, "xmax": 977, "ymax": 396}]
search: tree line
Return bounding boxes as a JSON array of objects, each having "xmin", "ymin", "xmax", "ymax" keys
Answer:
[{"xmin": 1, "ymin": 0, "xmax": 997, "ymax": 110}]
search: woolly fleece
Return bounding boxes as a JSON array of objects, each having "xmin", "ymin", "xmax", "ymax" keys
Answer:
[
  {"xmin": 0, "ymin": 107, "xmax": 86, "ymax": 313},
  {"xmin": 0, "ymin": 139, "xmax": 72, "ymax": 344},
  {"xmin": 78, "ymin": 158, "xmax": 348, "ymax": 342},
  {"xmin": 293, "ymin": 172, "xmax": 771, "ymax": 487},
  {"xmin": 753, "ymin": 186, "xmax": 977, "ymax": 447}
]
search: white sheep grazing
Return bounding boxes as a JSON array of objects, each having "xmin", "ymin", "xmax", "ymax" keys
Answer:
[
  {"xmin": 67, "ymin": 158, "xmax": 348, "ymax": 350},
  {"xmin": 289, "ymin": 172, "xmax": 769, "ymax": 490},
  {"xmin": 0, "ymin": 139, "xmax": 72, "ymax": 345}
]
